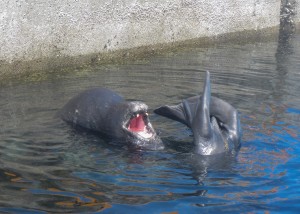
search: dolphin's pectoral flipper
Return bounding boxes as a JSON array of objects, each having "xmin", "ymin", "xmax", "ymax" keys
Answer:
[
  {"xmin": 191, "ymin": 71, "xmax": 212, "ymax": 140},
  {"xmin": 189, "ymin": 71, "xmax": 227, "ymax": 155}
]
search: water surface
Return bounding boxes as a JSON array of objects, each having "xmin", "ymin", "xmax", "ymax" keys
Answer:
[{"xmin": 0, "ymin": 32, "xmax": 299, "ymax": 213}]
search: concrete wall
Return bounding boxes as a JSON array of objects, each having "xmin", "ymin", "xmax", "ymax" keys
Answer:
[
  {"xmin": 0, "ymin": 0, "xmax": 281, "ymax": 75},
  {"xmin": 295, "ymin": 1, "xmax": 300, "ymax": 22}
]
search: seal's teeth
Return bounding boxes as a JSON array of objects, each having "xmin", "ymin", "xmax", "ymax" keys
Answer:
[
  {"xmin": 145, "ymin": 113, "xmax": 149, "ymax": 116},
  {"xmin": 136, "ymin": 114, "xmax": 139, "ymax": 117}
]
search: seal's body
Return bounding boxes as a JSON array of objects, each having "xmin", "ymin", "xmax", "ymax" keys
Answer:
[{"xmin": 59, "ymin": 88, "xmax": 164, "ymax": 150}]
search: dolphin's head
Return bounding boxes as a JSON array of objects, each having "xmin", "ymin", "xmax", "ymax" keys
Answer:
[{"xmin": 121, "ymin": 101, "xmax": 164, "ymax": 150}]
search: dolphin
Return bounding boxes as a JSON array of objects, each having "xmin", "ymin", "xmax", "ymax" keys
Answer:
[
  {"xmin": 59, "ymin": 88, "xmax": 164, "ymax": 150},
  {"xmin": 154, "ymin": 71, "xmax": 241, "ymax": 155}
]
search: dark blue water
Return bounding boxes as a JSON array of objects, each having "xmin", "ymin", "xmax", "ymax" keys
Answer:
[{"xmin": 0, "ymin": 32, "xmax": 299, "ymax": 213}]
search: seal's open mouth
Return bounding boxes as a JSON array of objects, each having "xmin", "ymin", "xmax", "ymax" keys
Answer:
[{"xmin": 127, "ymin": 113, "xmax": 153, "ymax": 139}]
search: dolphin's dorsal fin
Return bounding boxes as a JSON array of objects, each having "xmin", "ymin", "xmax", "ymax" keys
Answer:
[{"xmin": 190, "ymin": 71, "xmax": 212, "ymax": 139}]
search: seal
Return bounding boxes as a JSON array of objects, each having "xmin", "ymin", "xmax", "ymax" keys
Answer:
[
  {"xmin": 59, "ymin": 88, "xmax": 164, "ymax": 150},
  {"xmin": 154, "ymin": 71, "xmax": 242, "ymax": 155}
]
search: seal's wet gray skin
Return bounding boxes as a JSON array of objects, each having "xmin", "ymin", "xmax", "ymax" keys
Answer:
[{"xmin": 59, "ymin": 88, "xmax": 164, "ymax": 150}]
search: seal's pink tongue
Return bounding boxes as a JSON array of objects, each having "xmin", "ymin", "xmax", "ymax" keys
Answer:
[{"xmin": 128, "ymin": 114, "xmax": 145, "ymax": 132}]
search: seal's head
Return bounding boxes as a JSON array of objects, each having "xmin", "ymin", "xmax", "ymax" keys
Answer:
[{"xmin": 122, "ymin": 101, "xmax": 164, "ymax": 150}]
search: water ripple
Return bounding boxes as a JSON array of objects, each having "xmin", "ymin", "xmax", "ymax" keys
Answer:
[{"xmin": 0, "ymin": 33, "xmax": 300, "ymax": 213}]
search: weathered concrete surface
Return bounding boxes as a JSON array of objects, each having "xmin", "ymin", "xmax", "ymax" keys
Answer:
[
  {"xmin": 295, "ymin": 1, "xmax": 300, "ymax": 22},
  {"xmin": 0, "ymin": 0, "xmax": 281, "ymax": 77}
]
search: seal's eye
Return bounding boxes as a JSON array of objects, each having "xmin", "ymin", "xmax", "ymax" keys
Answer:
[{"xmin": 128, "ymin": 113, "xmax": 146, "ymax": 132}]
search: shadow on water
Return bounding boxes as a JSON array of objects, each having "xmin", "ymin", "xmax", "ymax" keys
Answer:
[{"xmin": 275, "ymin": 0, "xmax": 295, "ymax": 99}]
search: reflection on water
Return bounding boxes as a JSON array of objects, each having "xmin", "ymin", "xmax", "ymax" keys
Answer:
[{"xmin": 0, "ymin": 31, "xmax": 300, "ymax": 213}]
